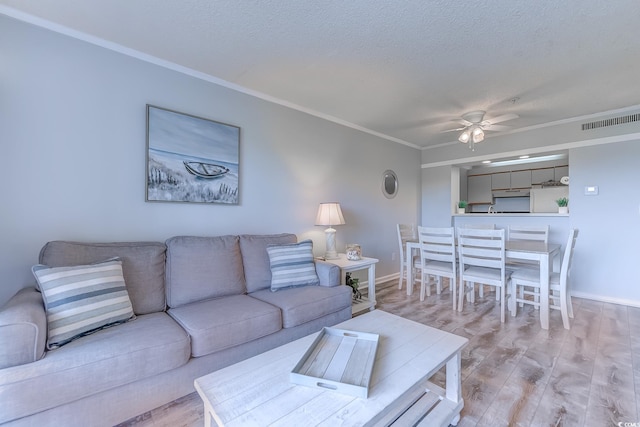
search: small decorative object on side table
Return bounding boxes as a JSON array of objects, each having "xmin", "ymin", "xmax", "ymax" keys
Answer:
[{"xmin": 345, "ymin": 244, "xmax": 361, "ymax": 260}]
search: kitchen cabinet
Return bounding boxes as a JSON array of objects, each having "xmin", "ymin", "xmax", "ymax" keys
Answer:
[
  {"xmin": 510, "ymin": 170, "xmax": 532, "ymax": 189},
  {"xmin": 531, "ymin": 168, "xmax": 555, "ymax": 185},
  {"xmin": 467, "ymin": 174, "xmax": 492, "ymax": 204},
  {"xmin": 491, "ymin": 172, "xmax": 510, "ymax": 190},
  {"xmin": 554, "ymin": 166, "xmax": 569, "ymax": 181}
]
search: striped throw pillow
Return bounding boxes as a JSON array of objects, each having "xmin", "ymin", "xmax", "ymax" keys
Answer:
[
  {"xmin": 267, "ymin": 240, "xmax": 320, "ymax": 292},
  {"xmin": 32, "ymin": 258, "xmax": 135, "ymax": 349}
]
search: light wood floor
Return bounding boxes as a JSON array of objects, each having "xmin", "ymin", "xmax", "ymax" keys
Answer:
[{"xmin": 118, "ymin": 280, "xmax": 640, "ymax": 427}]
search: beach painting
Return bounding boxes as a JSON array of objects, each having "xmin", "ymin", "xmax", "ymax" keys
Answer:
[{"xmin": 146, "ymin": 105, "xmax": 240, "ymax": 204}]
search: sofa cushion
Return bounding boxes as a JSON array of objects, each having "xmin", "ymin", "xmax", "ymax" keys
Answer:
[
  {"xmin": 38, "ymin": 241, "xmax": 166, "ymax": 315},
  {"xmin": 165, "ymin": 235, "xmax": 246, "ymax": 308},
  {"xmin": 0, "ymin": 312, "xmax": 190, "ymax": 424},
  {"xmin": 168, "ymin": 294, "xmax": 282, "ymax": 357},
  {"xmin": 250, "ymin": 285, "xmax": 352, "ymax": 328},
  {"xmin": 239, "ymin": 233, "xmax": 297, "ymax": 293},
  {"xmin": 267, "ymin": 240, "xmax": 320, "ymax": 291},
  {"xmin": 32, "ymin": 258, "xmax": 135, "ymax": 349}
]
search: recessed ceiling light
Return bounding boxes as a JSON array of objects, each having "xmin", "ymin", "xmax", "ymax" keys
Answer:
[
  {"xmin": 483, "ymin": 153, "xmax": 567, "ymax": 167},
  {"xmin": 482, "ymin": 160, "xmax": 491, "ymax": 164},
  {"xmin": 519, "ymin": 155, "xmax": 530, "ymax": 159}
]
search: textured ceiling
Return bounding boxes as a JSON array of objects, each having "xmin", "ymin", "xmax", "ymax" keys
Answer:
[{"xmin": 2, "ymin": 0, "xmax": 640, "ymax": 149}]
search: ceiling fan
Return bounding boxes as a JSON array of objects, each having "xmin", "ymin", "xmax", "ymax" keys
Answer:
[{"xmin": 444, "ymin": 110, "xmax": 519, "ymax": 149}]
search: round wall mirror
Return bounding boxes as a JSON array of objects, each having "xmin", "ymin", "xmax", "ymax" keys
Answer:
[{"xmin": 382, "ymin": 170, "xmax": 398, "ymax": 199}]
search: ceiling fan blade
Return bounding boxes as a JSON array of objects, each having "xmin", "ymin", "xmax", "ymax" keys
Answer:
[
  {"xmin": 482, "ymin": 124, "xmax": 512, "ymax": 131},
  {"xmin": 487, "ymin": 113, "xmax": 519, "ymax": 125},
  {"xmin": 452, "ymin": 119, "xmax": 474, "ymax": 127},
  {"xmin": 440, "ymin": 127, "xmax": 466, "ymax": 133}
]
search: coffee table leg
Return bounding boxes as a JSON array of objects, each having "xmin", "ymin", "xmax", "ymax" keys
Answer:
[
  {"xmin": 446, "ymin": 351, "xmax": 463, "ymax": 425},
  {"xmin": 203, "ymin": 407, "xmax": 213, "ymax": 427},
  {"xmin": 445, "ymin": 352, "xmax": 461, "ymax": 402}
]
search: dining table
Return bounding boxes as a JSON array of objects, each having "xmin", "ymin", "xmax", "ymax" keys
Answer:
[{"xmin": 405, "ymin": 239, "xmax": 560, "ymax": 329}]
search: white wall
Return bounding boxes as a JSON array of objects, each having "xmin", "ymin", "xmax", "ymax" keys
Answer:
[
  {"xmin": 420, "ymin": 111, "xmax": 640, "ymax": 305},
  {"xmin": 421, "ymin": 166, "xmax": 453, "ymax": 227},
  {"xmin": 0, "ymin": 16, "xmax": 421, "ymax": 305}
]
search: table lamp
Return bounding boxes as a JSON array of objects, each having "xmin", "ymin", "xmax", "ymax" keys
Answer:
[{"xmin": 315, "ymin": 202, "xmax": 345, "ymax": 260}]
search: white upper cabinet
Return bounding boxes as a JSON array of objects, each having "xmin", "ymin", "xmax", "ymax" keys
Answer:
[
  {"xmin": 491, "ymin": 172, "xmax": 510, "ymax": 190},
  {"xmin": 467, "ymin": 174, "xmax": 492, "ymax": 204},
  {"xmin": 554, "ymin": 166, "xmax": 569, "ymax": 181},
  {"xmin": 510, "ymin": 170, "xmax": 532, "ymax": 189},
  {"xmin": 531, "ymin": 167, "xmax": 555, "ymax": 185}
]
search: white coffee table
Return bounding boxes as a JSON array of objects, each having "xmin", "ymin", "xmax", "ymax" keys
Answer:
[{"xmin": 194, "ymin": 310, "xmax": 467, "ymax": 427}]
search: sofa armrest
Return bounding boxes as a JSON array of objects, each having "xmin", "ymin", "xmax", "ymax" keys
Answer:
[
  {"xmin": 315, "ymin": 260, "xmax": 341, "ymax": 287},
  {"xmin": 0, "ymin": 287, "xmax": 47, "ymax": 369}
]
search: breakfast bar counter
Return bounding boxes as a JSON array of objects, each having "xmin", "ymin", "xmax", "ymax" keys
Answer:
[{"xmin": 452, "ymin": 213, "xmax": 569, "ymax": 217}]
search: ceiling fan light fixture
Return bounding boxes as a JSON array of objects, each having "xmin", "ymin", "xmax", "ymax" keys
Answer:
[
  {"xmin": 472, "ymin": 126, "xmax": 485, "ymax": 143},
  {"xmin": 454, "ymin": 110, "xmax": 517, "ymax": 149},
  {"xmin": 458, "ymin": 129, "xmax": 471, "ymax": 143}
]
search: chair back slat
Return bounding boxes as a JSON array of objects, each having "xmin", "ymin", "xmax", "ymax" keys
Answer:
[
  {"xmin": 458, "ymin": 228, "xmax": 506, "ymax": 270},
  {"xmin": 460, "ymin": 223, "xmax": 496, "ymax": 229},
  {"xmin": 417, "ymin": 226, "xmax": 456, "ymax": 264},
  {"xmin": 508, "ymin": 225, "xmax": 549, "ymax": 243}
]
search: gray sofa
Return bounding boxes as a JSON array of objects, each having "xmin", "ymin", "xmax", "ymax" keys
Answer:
[{"xmin": 0, "ymin": 233, "xmax": 352, "ymax": 426}]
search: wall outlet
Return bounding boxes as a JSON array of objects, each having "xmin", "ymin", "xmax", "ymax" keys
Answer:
[{"xmin": 391, "ymin": 252, "xmax": 397, "ymax": 261}]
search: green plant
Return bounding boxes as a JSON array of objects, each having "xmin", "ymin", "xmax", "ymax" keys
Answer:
[
  {"xmin": 555, "ymin": 197, "xmax": 569, "ymax": 207},
  {"xmin": 458, "ymin": 200, "xmax": 468, "ymax": 209}
]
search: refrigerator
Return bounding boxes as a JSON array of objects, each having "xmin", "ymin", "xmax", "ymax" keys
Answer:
[{"xmin": 529, "ymin": 187, "xmax": 569, "ymax": 213}]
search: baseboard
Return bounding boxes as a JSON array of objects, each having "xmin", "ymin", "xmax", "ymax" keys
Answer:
[
  {"xmin": 356, "ymin": 273, "xmax": 400, "ymax": 291},
  {"xmin": 571, "ymin": 290, "xmax": 640, "ymax": 309},
  {"xmin": 367, "ymin": 273, "xmax": 640, "ymax": 310}
]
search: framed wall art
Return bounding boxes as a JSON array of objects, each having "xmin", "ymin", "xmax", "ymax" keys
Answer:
[{"xmin": 146, "ymin": 105, "xmax": 240, "ymax": 204}]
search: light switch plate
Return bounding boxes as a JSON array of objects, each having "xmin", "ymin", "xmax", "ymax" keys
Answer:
[{"xmin": 584, "ymin": 185, "xmax": 599, "ymax": 195}]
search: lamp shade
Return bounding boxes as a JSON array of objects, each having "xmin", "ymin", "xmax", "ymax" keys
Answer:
[{"xmin": 315, "ymin": 202, "xmax": 345, "ymax": 226}]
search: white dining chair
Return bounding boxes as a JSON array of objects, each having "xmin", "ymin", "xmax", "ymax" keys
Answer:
[
  {"xmin": 417, "ymin": 226, "xmax": 457, "ymax": 309},
  {"xmin": 397, "ymin": 223, "xmax": 418, "ymax": 291},
  {"xmin": 456, "ymin": 223, "xmax": 496, "ymax": 299},
  {"xmin": 457, "ymin": 227, "xmax": 510, "ymax": 322},
  {"xmin": 506, "ymin": 225, "xmax": 550, "ymax": 273},
  {"xmin": 509, "ymin": 229, "xmax": 579, "ymax": 329}
]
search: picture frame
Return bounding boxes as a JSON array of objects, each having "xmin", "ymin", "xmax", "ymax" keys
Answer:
[{"xmin": 146, "ymin": 105, "xmax": 240, "ymax": 204}]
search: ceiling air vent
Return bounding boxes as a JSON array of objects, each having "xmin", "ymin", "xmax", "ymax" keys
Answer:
[{"xmin": 582, "ymin": 113, "xmax": 640, "ymax": 130}]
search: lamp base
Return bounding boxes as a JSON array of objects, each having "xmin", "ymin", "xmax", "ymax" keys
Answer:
[
  {"xmin": 324, "ymin": 251, "xmax": 340, "ymax": 260},
  {"xmin": 323, "ymin": 227, "xmax": 339, "ymax": 260}
]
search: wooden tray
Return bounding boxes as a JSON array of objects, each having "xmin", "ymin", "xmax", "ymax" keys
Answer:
[{"xmin": 290, "ymin": 327, "xmax": 379, "ymax": 398}]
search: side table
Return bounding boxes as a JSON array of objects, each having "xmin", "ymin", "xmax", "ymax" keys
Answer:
[{"xmin": 322, "ymin": 253, "xmax": 379, "ymax": 315}]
